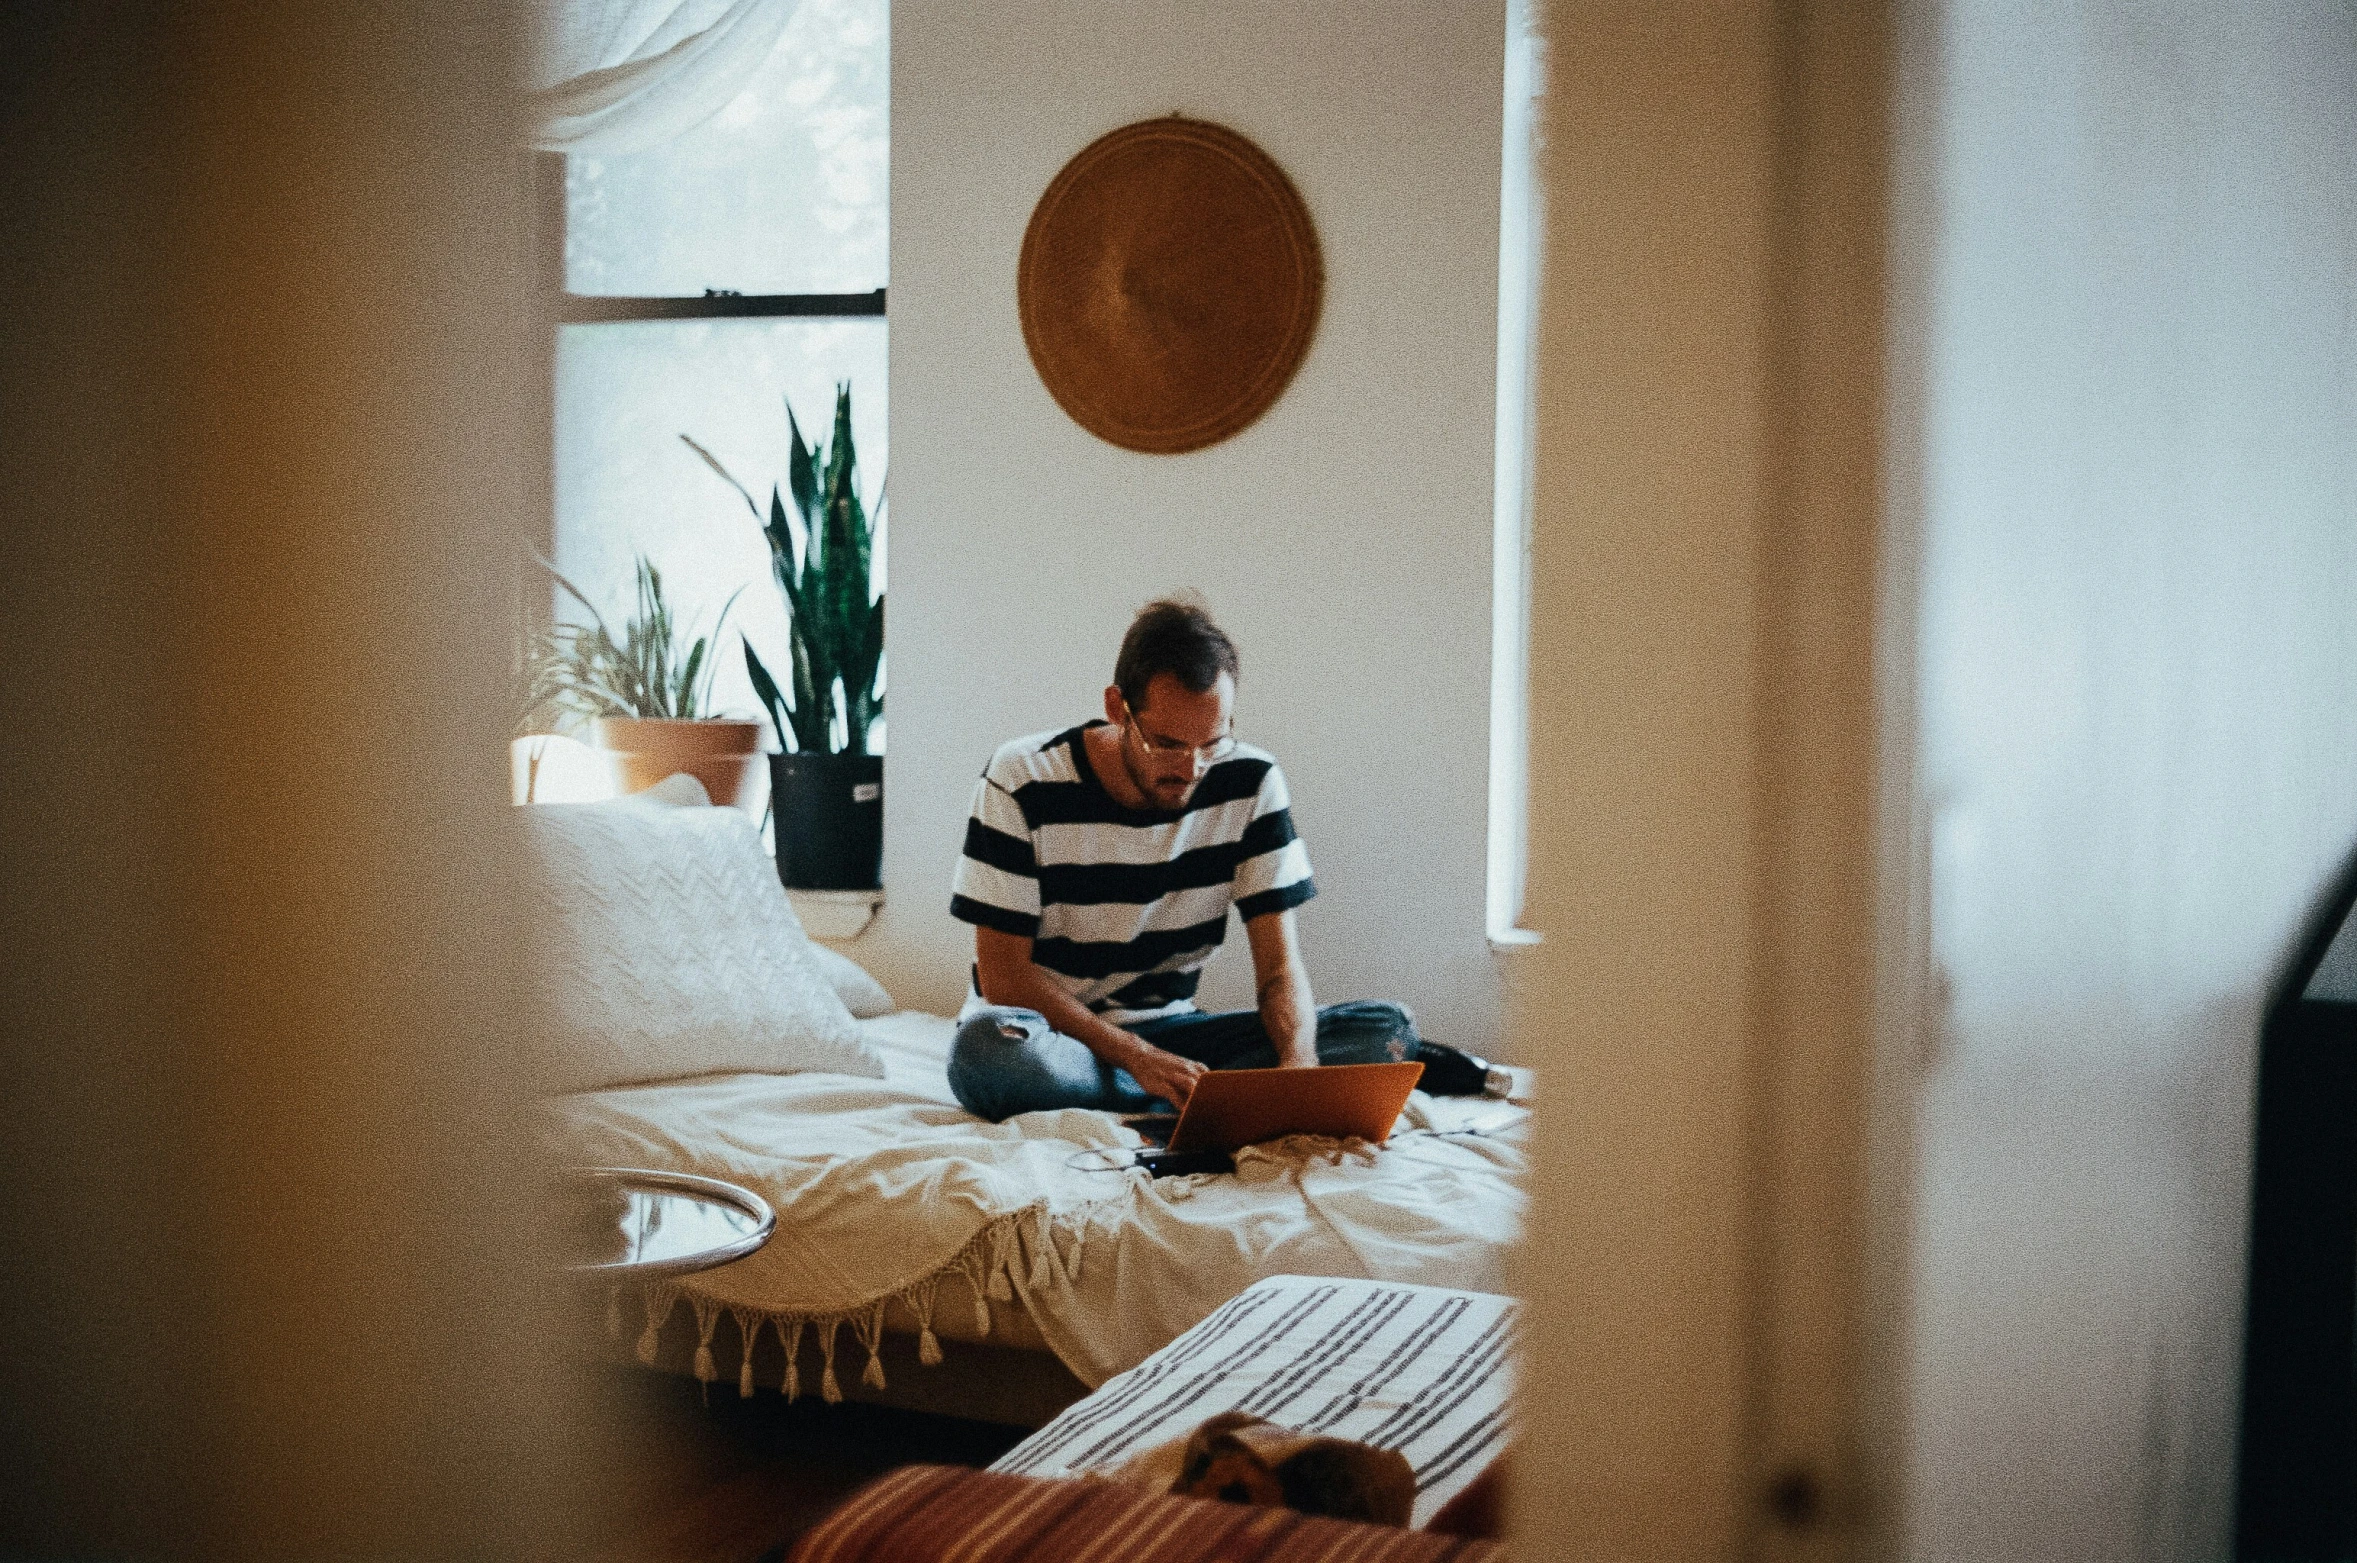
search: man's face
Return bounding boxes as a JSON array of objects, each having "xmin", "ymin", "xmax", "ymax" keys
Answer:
[{"xmin": 1112, "ymin": 671, "xmax": 1235, "ymax": 809}]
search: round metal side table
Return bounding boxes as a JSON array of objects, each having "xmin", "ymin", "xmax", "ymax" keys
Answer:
[{"xmin": 563, "ymin": 1166, "xmax": 773, "ymax": 1280}]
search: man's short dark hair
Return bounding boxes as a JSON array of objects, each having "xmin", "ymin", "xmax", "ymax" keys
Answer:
[{"xmin": 1114, "ymin": 596, "xmax": 1240, "ymax": 712}]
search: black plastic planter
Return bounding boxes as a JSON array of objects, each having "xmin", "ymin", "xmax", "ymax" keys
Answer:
[{"xmin": 770, "ymin": 750, "xmax": 883, "ymax": 891}]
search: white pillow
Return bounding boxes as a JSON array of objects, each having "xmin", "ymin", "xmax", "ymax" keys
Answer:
[
  {"xmin": 519, "ymin": 794, "xmax": 883, "ymax": 1092},
  {"xmin": 803, "ymin": 942, "xmax": 896, "ymax": 1018}
]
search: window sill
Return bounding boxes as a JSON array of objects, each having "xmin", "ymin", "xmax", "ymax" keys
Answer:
[{"xmin": 788, "ymin": 888, "xmax": 882, "ymax": 942}]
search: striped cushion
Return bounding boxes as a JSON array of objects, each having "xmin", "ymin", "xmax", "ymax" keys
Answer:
[
  {"xmin": 993, "ymin": 1276, "xmax": 1516, "ymax": 1529},
  {"xmin": 787, "ymin": 1465, "xmax": 1505, "ymax": 1563}
]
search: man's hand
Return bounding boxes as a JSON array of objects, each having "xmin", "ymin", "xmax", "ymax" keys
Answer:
[
  {"xmin": 1122, "ymin": 1043, "xmax": 1208, "ymax": 1109},
  {"xmin": 974, "ymin": 926, "xmax": 1211, "ymax": 1105}
]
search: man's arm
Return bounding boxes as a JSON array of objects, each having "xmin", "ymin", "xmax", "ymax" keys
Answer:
[
  {"xmin": 1245, "ymin": 909, "xmax": 1317, "ymax": 1068},
  {"xmin": 972, "ymin": 926, "xmax": 1208, "ymax": 1107}
]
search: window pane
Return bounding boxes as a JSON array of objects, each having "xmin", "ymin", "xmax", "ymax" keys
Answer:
[
  {"xmin": 552, "ymin": 319, "xmax": 888, "ymax": 742},
  {"xmin": 1488, "ymin": 0, "xmax": 1546, "ymax": 942},
  {"xmin": 565, "ymin": 0, "xmax": 888, "ymax": 296}
]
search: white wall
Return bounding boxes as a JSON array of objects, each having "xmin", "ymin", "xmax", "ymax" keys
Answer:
[
  {"xmin": 879, "ymin": 1, "xmax": 1512, "ymax": 1050},
  {"xmin": 1903, "ymin": 4, "xmax": 2357, "ymax": 1556}
]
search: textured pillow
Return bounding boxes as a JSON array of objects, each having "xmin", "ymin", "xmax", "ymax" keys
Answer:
[
  {"xmin": 519, "ymin": 795, "xmax": 883, "ymax": 1092},
  {"xmin": 803, "ymin": 942, "xmax": 896, "ymax": 1018}
]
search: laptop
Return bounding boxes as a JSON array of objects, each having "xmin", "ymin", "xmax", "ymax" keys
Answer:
[{"xmin": 1137, "ymin": 1062, "xmax": 1425, "ymax": 1172}]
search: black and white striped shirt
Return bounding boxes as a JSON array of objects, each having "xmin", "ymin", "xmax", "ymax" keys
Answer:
[{"xmin": 949, "ymin": 723, "xmax": 1316, "ymax": 1023}]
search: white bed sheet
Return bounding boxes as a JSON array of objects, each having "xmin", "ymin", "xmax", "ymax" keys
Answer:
[{"xmin": 542, "ymin": 1012, "xmax": 1528, "ymax": 1393}]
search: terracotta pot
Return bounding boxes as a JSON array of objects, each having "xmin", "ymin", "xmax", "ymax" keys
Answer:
[{"xmin": 591, "ymin": 717, "xmax": 766, "ymax": 809}]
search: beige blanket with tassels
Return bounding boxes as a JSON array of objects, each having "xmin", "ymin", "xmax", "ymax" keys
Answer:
[{"xmin": 541, "ymin": 1012, "xmax": 1528, "ymax": 1400}]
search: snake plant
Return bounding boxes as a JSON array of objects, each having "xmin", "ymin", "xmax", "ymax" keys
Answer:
[{"xmin": 681, "ymin": 383, "xmax": 884, "ymax": 756}]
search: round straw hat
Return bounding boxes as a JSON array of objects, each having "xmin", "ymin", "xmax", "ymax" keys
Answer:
[{"xmin": 1017, "ymin": 117, "xmax": 1323, "ymax": 455}]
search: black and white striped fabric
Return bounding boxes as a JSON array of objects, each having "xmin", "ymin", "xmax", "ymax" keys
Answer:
[
  {"xmin": 950, "ymin": 723, "xmax": 1316, "ymax": 1023},
  {"xmin": 993, "ymin": 1276, "xmax": 1517, "ymax": 1528}
]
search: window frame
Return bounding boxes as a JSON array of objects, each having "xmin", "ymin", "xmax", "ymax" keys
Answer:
[
  {"xmin": 523, "ymin": 149, "xmax": 889, "ymax": 677},
  {"xmin": 532, "ymin": 152, "xmax": 886, "ymax": 323}
]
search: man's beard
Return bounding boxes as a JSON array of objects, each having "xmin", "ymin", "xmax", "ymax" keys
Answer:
[{"xmin": 1122, "ymin": 742, "xmax": 1194, "ymax": 808}]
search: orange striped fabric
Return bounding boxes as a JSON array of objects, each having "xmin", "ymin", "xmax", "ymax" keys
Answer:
[{"xmin": 787, "ymin": 1465, "xmax": 1508, "ymax": 1563}]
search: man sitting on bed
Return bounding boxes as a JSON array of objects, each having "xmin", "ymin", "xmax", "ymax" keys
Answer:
[{"xmin": 945, "ymin": 595, "xmax": 1503, "ymax": 1120}]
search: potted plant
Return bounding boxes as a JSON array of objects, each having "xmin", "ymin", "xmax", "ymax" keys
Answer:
[
  {"xmin": 512, "ymin": 602, "xmax": 578, "ymax": 804},
  {"xmin": 518, "ymin": 554, "xmax": 763, "ymax": 807},
  {"xmin": 682, "ymin": 383, "xmax": 884, "ymax": 889}
]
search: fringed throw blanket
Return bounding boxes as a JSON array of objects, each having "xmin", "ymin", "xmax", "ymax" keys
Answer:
[{"xmin": 541, "ymin": 1013, "xmax": 1527, "ymax": 1399}]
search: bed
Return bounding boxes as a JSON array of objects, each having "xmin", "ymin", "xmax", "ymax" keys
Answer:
[{"xmin": 526, "ymin": 787, "xmax": 1530, "ymax": 1425}]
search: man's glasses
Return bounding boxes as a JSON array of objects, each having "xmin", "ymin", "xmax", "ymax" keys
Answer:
[{"xmin": 1121, "ymin": 700, "xmax": 1237, "ymax": 770}]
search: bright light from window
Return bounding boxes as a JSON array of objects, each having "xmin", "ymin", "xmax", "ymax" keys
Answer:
[
  {"xmin": 553, "ymin": 319, "xmax": 888, "ymax": 744},
  {"xmin": 1488, "ymin": 0, "xmax": 1546, "ymax": 947},
  {"xmin": 564, "ymin": 0, "xmax": 888, "ymax": 296}
]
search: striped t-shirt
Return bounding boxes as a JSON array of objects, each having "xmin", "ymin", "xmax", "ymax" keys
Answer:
[{"xmin": 949, "ymin": 722, "xmax": 1316, "ymax": 1023}]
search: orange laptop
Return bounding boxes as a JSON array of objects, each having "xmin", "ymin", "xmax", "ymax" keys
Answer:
[{"xmin": 1164, "ymin": 1061, "xmax": 1426, "ymax": 1155}]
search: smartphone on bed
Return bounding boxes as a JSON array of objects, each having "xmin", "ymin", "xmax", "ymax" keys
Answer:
[{"xmin": 1133, "ymin": 1147, "xmax": 1236, "ymax": 1178}]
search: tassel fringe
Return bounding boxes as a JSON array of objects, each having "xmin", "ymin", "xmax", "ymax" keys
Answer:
[
  {"xmin": 610, "ymin": 1205, "xmax": 1085, "ymax": 1405},
  {"xmin": 733, "ymin": 1309, "xmax": 757, "ymax": 1399},
  {"xmin": 851, "ymin": 1302, "xmax": 888, "ymax": 1391},
  {"xmin": 905, "ymin": 1276, "xmax": 944, "ymax": 1366},
  {"xmin": 781, "ymin": 1319, "xmax": 804, "ymax": 1401},
  {"xmin": 636, "ymin": 1287, "xmax": 678, "ymax": 1366},
  {"xmin": 956, "ymin": 1245, "xmax": 993, "ymax": 1337},
  {"xmin": 817, "ymin": 1317, "xmax": 842, "ymax": 1403},
  {"xmin": 689, "ymin": 1296, "xmax": 720, "ymax": 1385}
]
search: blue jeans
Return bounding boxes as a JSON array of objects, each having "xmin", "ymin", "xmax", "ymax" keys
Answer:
[{"xmin": 947, "ymin": 1000, "xmax": 1421, "ymax": 1121}]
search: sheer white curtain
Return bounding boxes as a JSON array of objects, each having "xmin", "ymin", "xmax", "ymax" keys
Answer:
[{"xmin": 529, "ymin": 0, "xmax": 800, "ymax": 154}]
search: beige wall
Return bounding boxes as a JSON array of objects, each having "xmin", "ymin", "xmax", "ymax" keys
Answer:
[
  {"xmin": 1509, "ymin": 2, "xmax": 1891, "ymax": 1556},
  {"xmin": 881, "ymin": 0, "xmax": 1515, "ymax": 1052},
  {"xmin": 1, "ymin": 7, "xmax": 569, "ymax": 1554}
]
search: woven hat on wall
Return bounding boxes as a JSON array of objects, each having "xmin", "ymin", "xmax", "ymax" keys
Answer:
[{"xmin": 1017, "ymin": 117, "xmax": 1323, "ymax": 455}]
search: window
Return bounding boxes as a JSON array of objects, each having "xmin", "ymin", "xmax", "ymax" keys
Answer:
[
  {"xmin": 542, "ymin": 0, "xmax": 888, "ymax": 751},
  {"xmin": 1488, "ymin": 0, "xmax": 1546, "ymax": 946}
]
